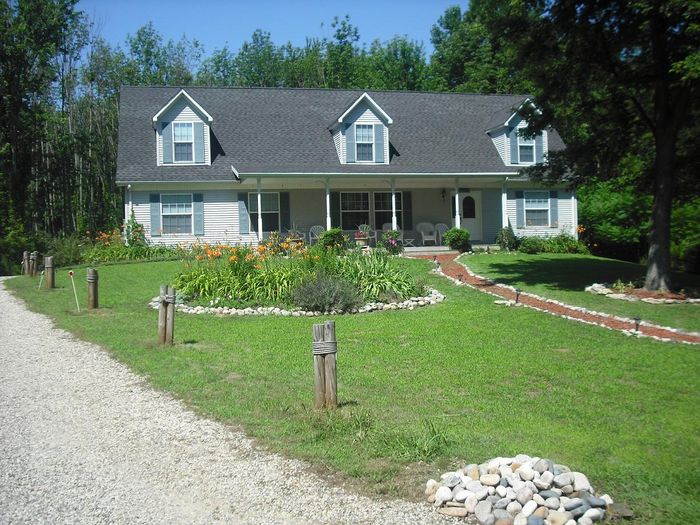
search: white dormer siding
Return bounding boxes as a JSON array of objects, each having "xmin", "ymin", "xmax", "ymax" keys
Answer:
[
  {"xmin": 340, "ymin": 102, "xmax": 389, "ymax": 164},
  {"xmin": 503, "ymin": 116, "xmax": 546, "ymax": 166},
  {"xmin": 332, "ymin": 129, "xmax": 342, "ymax": 161},
  {"xmin": 489, "ymin": 129, "xmax": 508, "ymax": 164},
  {"xmin": 156, "ymin": 98, "xmax": 211, "ymax": 166}
]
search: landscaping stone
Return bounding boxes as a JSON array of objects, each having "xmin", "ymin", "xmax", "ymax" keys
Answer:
[
  {"xmin": 434, "ymin": 486, "xmax": 452, "ymax": 506},
  {"xmin": 563, "ymin": 498, "xmax": 583, "ymax": 511},
  {"xmin": 494, "ymin": 508, "xmax": 511, "ymax": 520},
  {"xmin": 506, "ymin": 501, "xmax": 522, "ymax": 515},
  {"xmin": 532, "ymin": 505, "xmax": 548, "ymax": 518},
  {"xmin": 532, "ymin": 493, "xmax": 545, "ymax": 506},
  {"xmin": 495, "ymin": 518, "xmax": 514, "ymax": 525},
  {"xmin": 546, "ymin": 511, "xmax": 571, "ymax": 525},
  {"xmin": 553, "ymin": 473, "xmax": 573, "ymax": 488},
  {"xmin": 518, "ymin": 465, "xmax": 536, "ymax": 481},
  {"xmin": 513, "ymin": 514, "xmax": 527, "ymax": 525},
  {"xmin": 455, "ymin": 489, "xmax": 470, "ymax": 503},
  {"xmin": 573, "ymin": 472, "xmax": 592, "ymax": 492},
  {"xmin": 438, "ymin": 507, "xmax": 468, "ymax": 518},
  {"xmin": 481, "ymin": 474, "xmax": 501, "ymax": 486},
  {"xmin": 544, "ymin": 497, "xmax": 560, "ymax": 509},
  {"xmin": 526, "ymin": 517, "xmax": 544, "ymax": 525},
  {"xmin": 475, "ymin": 500, "xmax": 494, "ymax": 525},
  {"xmin": 521, "ymin": 500, "xmax": 537, "ymax": 517}
]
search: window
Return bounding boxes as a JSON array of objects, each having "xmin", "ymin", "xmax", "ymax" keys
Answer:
[
  {"xmin": 518, "ymin": 130, "xmax": 535, "ymax": 164},
  {"xmin": 524, "ymin": 191, "xmax": 549, "ymax": 226},
  {"xmin": 173, "ymin": 122, "xmax": 194, "ymax": 162},
  {"xmin": 248, "ymin": 193, "xmax": 280, "ymax": 232},
  {"xmin": 462, "ymin": 196, "xmax": 476, "ymax": 219},
  {"xmin": 374, "ymin": 192, "xmax": 402, "ymax": 229},
  {"xmin": 355, "ymin": 124, "xmax": 374, "ymax": 162},
  {"xmin": 161, "ymin": 194, "xmax": 192, "ymax": 234},
  {"xmin": 340, "ymin": 192, "xmax": 370, "ymax": 230}
]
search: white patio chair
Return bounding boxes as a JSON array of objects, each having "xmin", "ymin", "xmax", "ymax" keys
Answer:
[
  {"xmin": 416, "ymin": 222, "xmax": 438, "ymax": 246},
  {"xmin": 309, "ymin": 225, "xmax": 325, "ymax": 244},
  {"xmin": 435, "ymin": 223, "xmax": 450, "ymax": 245}
]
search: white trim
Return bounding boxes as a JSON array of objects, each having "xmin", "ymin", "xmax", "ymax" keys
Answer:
[
  {"xmin": 172, "ymin": 122, "xmax": 195, "ymax": 164},
  {"xmin": 339, "ymin": 191, "xmax": 370, "ymax": 230},
  {"xmin": 504, "ymin": 98, "xmax": 535, "ymax": 127},
  {"xmin": 337, "ymin": 92, "xmax": 393, "ymax": 125},
  {"xmin": 248, "ymin": 189, "xmax": 281, "ymax": 235},
  {"xmin": 572, "ymin": 191, "xmax": 579, "ymax": 238},
  {"xmin": 152, "ymin": 89, "xmax": 213, "ymax": 124},
  {"xmin": 160, "ymin": 192, "xmax": 194, "ymax": 235},
  {"xmin": 355, "ymin": 123, "xmax": 375, "ymax": 163},
  {"xmin": 374, "ymin": 190, "xmax": 402, "ymax": 230},
  {"xmin": 523, "ymin": 190, "xmax": 550, "ymax": 227},
  {"xmin": 501, "ymin": 179, "xmax": 508, "ymax": 228},
  {"xmin": 517, "ymin": 132, "xmax": 535, "ymax": 165}
]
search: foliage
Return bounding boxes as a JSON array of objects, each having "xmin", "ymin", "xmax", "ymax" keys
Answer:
[
  {"xmin": 124, "ymin": 210, "xmax": 147, "ymax": 247},
  {"xmin": 670, "ymin": 197, "xmax": 700, "ymax": 274},
  {"xmin": 442, "ymin": 228, "xmax": 471, "ymax": 252},
  {"xmin": 292, "ymin": 271, "xmax": 362, "ymax": 312},
  {"xmin": 495, "ymin": 226, "xmax": 518, "ymax": 251},
  {"xmin": 542, "ymin": 233, "xmax": 589, "ymax": 255},
  {"xmin": 82, "ymin": 227, "xmax": 180, "ymax": 264},
  {"xmin": 48, "ymin": 234, "xmax": 85, "ymax": 267},
  {"xmin": 317, "ymin": 228, "xmax": 349, "ymax": 253},
  {"xmin": 379, "ymin": 230, "xmax": 403, "ymax": 255},
  {"xmin": 336, "ymin": 250, "xmax": 424, "ymax": 301},
  {"xmin": 518, "ymin": 236, "xmax": 547, "ymax": 254}
]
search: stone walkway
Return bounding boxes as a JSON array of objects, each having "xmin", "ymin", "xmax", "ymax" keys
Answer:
[{"xmin": 419, "ymin": 255, "xmax": 700, "ymax": 345}]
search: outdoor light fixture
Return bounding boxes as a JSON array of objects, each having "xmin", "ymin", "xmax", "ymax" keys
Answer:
[
  {"xmin": 441, "ymin": 189, "xmax": 446, "ymax": 202},
  {"xmin": 633, "ymin": 317, "xmax": 642, "ymax": 332},
  {"xmin": 515, "ymin": 288, "xmax": 521, "ymax": 303},
  {"xmin": 457, "ymin": 273, "xmax": 464, "ymax": 282}
]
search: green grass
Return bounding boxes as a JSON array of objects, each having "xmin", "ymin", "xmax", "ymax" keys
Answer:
[
  {"xmin": 461, "ymin": 252, "xmax": 700, "ymax": 333},
  {"xmin": 6, "ymin": 259, "xmax": 700, "ymax": 524}
]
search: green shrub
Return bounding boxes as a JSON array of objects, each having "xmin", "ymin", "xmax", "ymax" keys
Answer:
[
  {"xmin": 292, "ymin": 271, "xmax": 362, "ymax": 312},
  {"xmin": 495, "ymin": 226, "xmax": 518, "ymax": 251},
  {"xmin": 336, "ymin": 250, "xmax": 423, "ymax": 301},
  {"xmin": 543, "ymin": 233, "xmax": 590, "ymax": 254},
  {"xmin": 518, "ymin": 236, "xmax": 546, "ymax": 254},
  {"xmin": 379, "ymin": 230, "xmax": 403, "ymax": 255},
  {"xmin": 48, "ymin": 234, "xmax": 85, "ymax": 266},
  {"xmin": 318, "ymin": 227, "xmax": 349, "ymax": 252},
  {"xmin": 443, "ymin": 228, "xmax": 471, "ymax": 252}
]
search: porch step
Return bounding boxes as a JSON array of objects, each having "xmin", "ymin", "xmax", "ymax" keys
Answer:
[{"xmin": 404, "ymin": 246, "xmax": 459, "ymax": 256}]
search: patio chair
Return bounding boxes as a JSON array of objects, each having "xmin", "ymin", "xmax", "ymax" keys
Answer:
[
  {"xmin": 309, "ymin": 225, "xmax": 325, "ymax": 244},
  {"xmin": 381, "ymin": 222, "xmax": 404, "ymax": 244},
  {"xmin": 416, "ymin": 222, "xmax": 438, "ymax": 246},
  {"xmin": 435, "ymin": 223, "xmax": 450, "ymax": 245},
  {"xmin": 358, "ymin": 224, "xmax": 377, "ymax": 245}
]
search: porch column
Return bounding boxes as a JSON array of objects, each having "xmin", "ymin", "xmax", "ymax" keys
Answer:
[
  {"xmin": 390, "ymin": 178, "xmax": 398, "ymax": 230},
  {"xmin": 501, "ymin": 178, "xmax": 509, "ymax": 228},
  {"xmin": 454, "ymin": 180, "xmax": 461, "ymax": 228},
  {"xmin": 325, "ymin": 179, "xmax": 332, "ymax": 230},
  {"xmin": 256, "ymin": 178, "xmax": 263, "ymax": 240},
  {"xmin": 572, "ymin": 190, "xmax": 578, "ymax": 238}
]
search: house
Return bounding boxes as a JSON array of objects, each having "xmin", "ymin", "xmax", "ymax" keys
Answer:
[{"xmin": 116, "ymin": 86, "xmax": 578, "ymax": 246}]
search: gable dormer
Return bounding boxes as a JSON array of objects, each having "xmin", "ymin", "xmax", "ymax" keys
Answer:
[
  {"xmin": 152, "ymin": 90, "xmax": 213, "ymax": 166},
  {"xmin": 487, "ymin": 99, "xmax": 548, "ymax": 166},
  {"xmin": 332, "ymin": 92, "xmax": 391, "ymax": 165}
]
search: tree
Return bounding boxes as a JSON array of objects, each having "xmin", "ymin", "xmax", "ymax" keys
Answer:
[
  {"xmin": 364, "ymin": 36, "xmax": 426, "ymax": 91},
  {"xmin": 482, "ymin": 0, "xmax": 700, "ymax": 291}
]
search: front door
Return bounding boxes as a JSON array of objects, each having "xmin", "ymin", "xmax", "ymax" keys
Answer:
[{"xmin": 460, "ymin": 191, "xmax": 482, "ymax": 241}]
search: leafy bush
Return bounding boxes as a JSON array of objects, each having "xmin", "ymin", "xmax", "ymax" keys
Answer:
[
  {"xmin": 442, "ymin": 228, "xmax": 471, "ymax": 252},
  {"xmin": 336, "ymin": 250, "xmax": 423, "ymax": 301},
  {"xmin": 542, "ymin": 233, "xmax": 590, "ymax": 254},
  {"xmin": 495, "ymin": 226, "xmax": 518, "ymax": 251},
  {"xmin": 292, "ymin": 271, "xmax": 361, "ymax": 312},
  {"xmin": 379, "ymin": 230, "xmax": 403, "ymax": 255},
  {"xmin": 518, "ymin": 236, "xmax": 546, "ymax": 254},
  {"xmin": 82, "ymin": 243, "xmax": 180, "ymax": 264},
  {"xmin": 318, "ymin": 227, "xmax": 349, "ymax": 252},
  {"xmin": 671, "ymin": 197, "xmax": 700, "ymax": 274},
  {"xmin": 49, "ymin": 234, "xmax": 85, "ymax": 266}
]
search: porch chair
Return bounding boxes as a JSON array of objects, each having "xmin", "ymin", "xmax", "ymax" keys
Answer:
[
  {"xmin": 416, "ymin": 222, "xmax": 438, "ymax": 246},
  {"xmin": 435, "ymin": 223, "xmax": 450, "ymax": 245},
  {"xmin": 358, "ymin": 224, "xmax": 377, "ymax": 245},
  {"xmin": 309, "ymin": 225, "xmax": 325, "ymax": 244},
  {"xmin": 382, "ymin": 222, "xmax": 405, "ymax": 244}
]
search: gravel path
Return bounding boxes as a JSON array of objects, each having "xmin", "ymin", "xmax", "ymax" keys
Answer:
[{"xmin": 0, "ymin": 278, "xmax": 446, "ymax": 525}]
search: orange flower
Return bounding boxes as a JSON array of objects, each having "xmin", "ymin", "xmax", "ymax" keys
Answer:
[{"xmin": 228, "ymin": 255, "xmax": 238, "ymax": 263}]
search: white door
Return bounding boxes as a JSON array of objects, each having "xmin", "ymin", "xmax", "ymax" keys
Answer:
[{"xmin": 460, "ymin": 191, "xmax": 482, "ymax": 241}]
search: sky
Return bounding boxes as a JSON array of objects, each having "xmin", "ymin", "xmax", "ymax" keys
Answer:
[{"xmin": 78, "ymin": 0, "xmax": 464, "ymax": 58}]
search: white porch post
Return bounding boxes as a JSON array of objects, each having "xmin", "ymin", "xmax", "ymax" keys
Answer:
[
  {"xmin": 325, "ymin": 179, "xmax": 332, "ymax": 230},
  {"xmin": 454, "ymin": 180, "xmax": 461, "ymax": 228},
  {"xmin": 501, "ymin": 178, "xmax": 509, "ymax": 228},
  {"xmin": 256, "ymin": 178, "xmax": 263, "ymax": 241},
  {"xmin": 572, "ymin": 190, "xmax": 578, "ymax": 238},
  {"xmin": 390, "ymin": 178, "xmax": 397, "ymax": 230}
]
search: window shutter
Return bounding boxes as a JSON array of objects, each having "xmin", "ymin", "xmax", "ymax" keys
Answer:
[
  {"xmin": 193, "ymin": 193, "xmax": 204, "ymax": 235},
  {"xmin": 403, "ymin": 191, "xmax": 413, "ymax": 230},
  {"xmin": 238, "ymin": 192, "xmax": 249, "ymax": 235},
  {"xmin": 280, "ymin": 192, "xmax": 291, "ymax": 231},
  {"xmin": 374, "ymin": 123, "xmax": 385, "ymax": 163},
  {"xmin": 535, "ymin": 134, "xmax": 543, "ymax": 163},
  {"xmin": 330, "ymin": 192, "xmax": 341, "ymax": 228},
  {"xmin": 149, "ymin": 194, "xmax": 161, "ymax": 236},
  {"xmin": 345, "ymin": 123, "xmax": 355, "ymax": 163},
  {"xmin": 515, "ymin": 191, "xmax": 525, "ymax": 228},
  {"xmin": 161, "ymin": 122, "xmax": 173, "ymax": 164},
  {"xmin": 549, "ymin": 190, "xmax": 559, "ymax": 227},
  {"xmin": 194, "ymin": 122, "xmax": 205, "ymax": 163},
  {"xmin": 509, "ymin": 127, "xmax": 518, "ymax": 164}
]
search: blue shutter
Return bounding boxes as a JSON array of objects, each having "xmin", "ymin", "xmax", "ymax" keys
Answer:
[
  {"xmin": 374, "ymin": 123, "xmax": 385, "ymax": 163},
  {"xmin": 280, "ymin": 192, "xmax": 291, "ymax": 231},
  {"xmin": 161, "ymin": 122, "xmax": 173, "ymax": 164},
  {"xmin": 150, "ymin": 194, "xmax": 161, "ymax": 236},
  {"xmin": 238, "ymin": 192, "xmax": 249, "ymax": 235},
  {"xmin": 535, "ymin": 134, "xmax": 543, "ymax": 163},
  {"xmin": 403, "ymin": 191, "xmax": 413, "ymax": 230},
  {"xmin": 549, "ymin": 190, "xmax": 559, "ymax": 228},
  {"xmin": 330, "ymin": 192, "xmax": 341, "ymax": 228},
  {"xmin": 509, "ymin": 127, "xmax": 519, "ymax": 164},
  {"xmin": 193, "ymin": 193, "xmax": 204, "ymax": 235},
  {"xmin": 194, "ymin": 122, "xmax": 205, "ymax": 164},
  {"xmin": 515, "ymin": 191, "xmax": 525, "ymax": 228},
  {"xmin": 345, "ymin": 124, "xmax": 355, "ymax": 163}
]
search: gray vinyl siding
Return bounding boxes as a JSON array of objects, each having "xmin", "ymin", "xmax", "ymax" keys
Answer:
[
  {"xmin": 156, "ymin": 99, "xmax": 211, "ymax": 165},
  {"xmin": 506, "ymin": 189, "xmax": 575, "ymax": 237},
  {"xmin": 341, "ymin": 101, "xmax": 390, "ymax": 164},
  {"xmin": 481, "ymin": 189, "xmax": 502, "ymax": 243}
]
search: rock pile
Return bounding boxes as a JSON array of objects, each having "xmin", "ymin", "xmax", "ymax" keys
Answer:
[
  {"xmin": 585, "ymin": 283, "xmax": 700, "ymax": 304},
  {"xmin": 426, "ymin": 455, "xmax": 615, "ymax": 525}
]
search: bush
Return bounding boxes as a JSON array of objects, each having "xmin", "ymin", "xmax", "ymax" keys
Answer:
[
  {"xmin": 495, "ymin": 226, "xmax": 518, "ymax": 251},
  {"xmin": 542, "ymin": 233, "xmax": 590, "ymax": 254},
  {"xmin": 379, "ymin": 230, "xmax": 403, "ymax": 255},
  {"xmin": 442, "ymin": 228, "xmax": 471, "ymax": 252},
  {"xmin": 518, "ymin": 236, "xmax": 546, "ymax": 254},
  {"xmin": 49, "ymin": 234, "xmax": 85, "ymax": 266},
  {"xmin": 318, "ymin": 227, "xmax": 349, "ymax": 252},
  {"xmin": 336, "ymin": 250, "xmax": 423, "ymax": 300},
  {"xmin": 292, "ymin": 271, "xmax": 362, "ymax": 312}
]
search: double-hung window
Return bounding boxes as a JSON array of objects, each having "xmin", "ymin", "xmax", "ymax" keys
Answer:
[
  {"xmin": 248, "ymin": 193, "xmax": 280, "ymax": 232},
  {"xmin": 355, "ymin": 124, "xmax": 374, "ymax": 162},
  {"xmin": 340, "ymin": 192, "xmax": 370, "ymax": 230},
  {"xmin": 161, "ymin": 194, "xmax": 192, "ymax": 234},
  {"xmin": 524, "ymin": 191, "xmax": 549, "ymax": 226},
  {"xmin": 374, "ymin": 192, "xmax": 402, "ymax": 229},
  {"xmin": 173, "ymin": 122, "xmax": 194, "ymax": 163},
  {"xmin": 518, "ymin": 131, "xmax": 535, "ymax": 164}
]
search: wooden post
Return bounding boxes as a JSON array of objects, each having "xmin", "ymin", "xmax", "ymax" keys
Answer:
[
  {"xmin": 22, "ymin": 251, "xmax": 30, "ymax": 275},
  {"xmin": 87, "ymin": 268, "xmax": 99, "ymax": 309},
  {"xmin": 312, "ymin": 320, "xmax": 338, "ymax": 410},
  {"xmin": 45, "ymin": 256, "xmax": 54, "ymax": 289},
  {"xmin": 158, "ymin": 284, "xmax": 168, "ymax": 344},
  {"xmin": 29, "ymin": 251, "xmax": 38, "ymax": 277},
  {"xmin": 165, "ymin": 285, "xmax": 175, "ymax": 344}
]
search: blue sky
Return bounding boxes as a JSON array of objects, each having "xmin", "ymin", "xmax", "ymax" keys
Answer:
[{"xmin": 78, "ymin": 0, "xmax": 464, "ymax": 57}]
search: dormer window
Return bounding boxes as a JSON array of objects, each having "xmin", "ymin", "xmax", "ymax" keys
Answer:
[
  {"xmin": 355, "ymin": 124, "xmax": 374, "ymax": 161},
  {"xmin": 173, "ymin": 123, "xmax": 194, "ymax": 162},
  {"xmin": 518, "ymin": 132, "xmax": 535, "ymax": 164}
]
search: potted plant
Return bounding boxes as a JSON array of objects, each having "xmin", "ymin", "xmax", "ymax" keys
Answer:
[
  {"xmin": 354, "ymin": 230, "xmax": 369, "ymax": 247},
  {"xmin": 286, "ymin": 225, "xmax": 304, "ymax": 246}
]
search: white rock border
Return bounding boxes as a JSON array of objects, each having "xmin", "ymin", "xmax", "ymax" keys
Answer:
[
  {"xmin": 585, "ymin": 282, "xmax": 700, "ymax": 304},
  {"xmin": 148, "ymin": 288, "xmax": 445, "ymax": 317}
]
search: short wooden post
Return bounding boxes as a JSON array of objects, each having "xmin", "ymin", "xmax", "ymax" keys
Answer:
[
  {"xmin": 22, "ymin": 251, "xmax": 30, "ymax": 275},
  {"xmin": 158, "ymin": 285, "xmax": 175, "ymax": 345},
  {"xmin": 166, "ymin": 285, "xmax": 175, "ymax": 344},
  {"xmin": 157, "ymin": 284, "xmax": 168, "ymax": 344},
  {"xmin": 29, "ymin": 251, "xmax": 38, "ymax": 277},
  {"xmin": 45, "ymin": 256, "xmax": 55, "ymax": 289},
  {"xmin": 312, "ymin": 320, "xmax": 338, "ymax": 410},
  {"xmin": 87, "ymin": 268, "xmax": 99, "ymax": 309}
]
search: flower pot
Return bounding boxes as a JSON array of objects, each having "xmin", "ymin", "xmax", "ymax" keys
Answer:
[{"xmin": 355, "ymin": 237, "xmax": 368, "ymax": 247}]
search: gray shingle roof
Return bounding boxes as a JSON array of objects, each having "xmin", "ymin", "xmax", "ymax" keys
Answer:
[{"xmin": 116, "ymin": 86, "xmax": 564, "ymax": 183}]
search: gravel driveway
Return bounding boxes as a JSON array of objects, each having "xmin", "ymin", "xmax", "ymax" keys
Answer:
[{"xmin": 0, "ymin": 278, "xmax": 446, "ymax": 524}]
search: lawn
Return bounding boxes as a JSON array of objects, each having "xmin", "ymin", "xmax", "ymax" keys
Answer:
[
  {"xmin": 6, "ymin": 258, "xmax": 700, "ymax": 524},
  {"xmin": 461, "ymin": 252, "xmax": 700, "ymax": 333}
]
